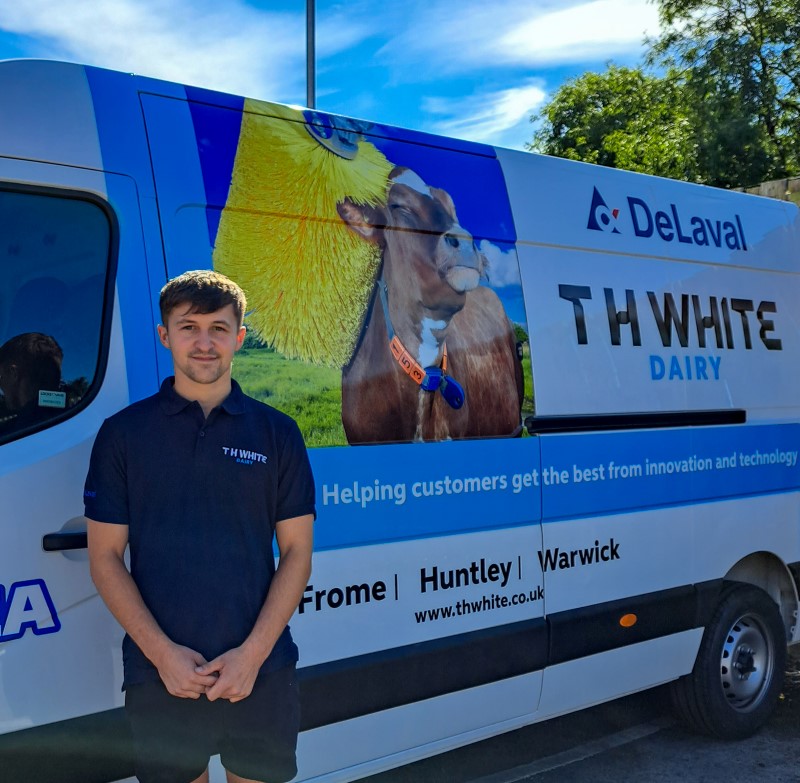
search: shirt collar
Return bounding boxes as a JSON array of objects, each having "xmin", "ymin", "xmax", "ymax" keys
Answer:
[
  {"xmin": 158, "ymin": 377, "xmax": 247, "ymax": 416},
  {"xmin": 220, "ymin": 379, "xmax": 246, "ymax": 415}
]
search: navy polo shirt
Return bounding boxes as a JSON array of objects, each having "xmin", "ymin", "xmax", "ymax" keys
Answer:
[{"xmin": 84, "ymin": 378, "xmax": 316, "ymax": 688}]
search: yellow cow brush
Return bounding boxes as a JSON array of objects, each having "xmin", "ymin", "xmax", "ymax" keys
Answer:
[{"xmin": 213, "ymin": 100, "xmax": 394, "ymax": 366}]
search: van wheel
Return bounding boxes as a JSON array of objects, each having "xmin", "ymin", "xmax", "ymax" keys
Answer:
[{"xmin": 671, "ymin": 583, "xmax": 786, "ymax": 739}]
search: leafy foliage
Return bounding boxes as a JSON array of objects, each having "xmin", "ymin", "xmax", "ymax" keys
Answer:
[
  {"xmin": 651, "ymin": 0, "xmax": 800, "ymax": 185},
  {"xmin": 531, "ymin": 0, "xmax": 800, "ymax": 187},
  {"xmin": 531, "ymin": 65, "xmax": 698, "ymax": 181},
  {"xmin": 241, "ymin": 327, "xmax": 274, "ymax": 351}
]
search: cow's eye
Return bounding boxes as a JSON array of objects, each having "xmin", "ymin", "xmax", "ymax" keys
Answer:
[{"xmin": 389, "ymin": 203, "xmax": 415, "ymax": 222}]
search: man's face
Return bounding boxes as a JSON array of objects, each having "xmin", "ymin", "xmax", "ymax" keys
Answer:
[{"xmin": 157, "ymin": 304, "xmax": 245, "ymax": 388}]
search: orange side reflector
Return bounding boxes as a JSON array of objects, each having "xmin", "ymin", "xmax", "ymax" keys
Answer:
[{"xmin": 619, "ymin": 613, "xmax": 638, "ymax": 628}]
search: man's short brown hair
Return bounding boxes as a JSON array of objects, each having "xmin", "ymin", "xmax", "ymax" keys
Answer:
[{"xmin": 159, "ymin": 270, "xmax": 247, "ymax": 328}]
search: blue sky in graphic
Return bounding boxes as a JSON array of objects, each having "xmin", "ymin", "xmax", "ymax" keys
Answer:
[{"xmin": 0, "ymin": 0, "xmax": 660, "ymax": 151}]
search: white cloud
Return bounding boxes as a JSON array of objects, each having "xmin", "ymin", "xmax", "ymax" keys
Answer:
[
  {"xmin": 0, "ymin": 1, "xmax": 659, "ymax": 152},
  {"xmin": 0, "ymin": 0, "xmax": 374, "ymax": 103},
  {"xmin": 422, "ymin": 81, "xmax": 547, "ymax": 148},
  {"xmin": 479, "ymin": 241, "xmax": 521, "ymax": 288},
  {"xmin": 380, "ymin": 0, "xmax": 659, "ymax": 75},
  {"xmin": 499, "ymin": 0, "xmax": 660, "ymax": 65}
]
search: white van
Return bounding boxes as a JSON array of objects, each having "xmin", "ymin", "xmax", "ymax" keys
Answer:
[{"xmin": 0, "ymin": 59, "xmax": 799, "ymax": 783}]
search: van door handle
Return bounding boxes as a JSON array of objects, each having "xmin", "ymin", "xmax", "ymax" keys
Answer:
[{"xmin": 42, "ymin": 531, "xmax": 88, "ymax": 551}]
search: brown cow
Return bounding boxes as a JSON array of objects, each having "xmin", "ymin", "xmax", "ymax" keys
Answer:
[{"xmin": 337, "ymin": 167, "xmax": 523, "ymax": 444}]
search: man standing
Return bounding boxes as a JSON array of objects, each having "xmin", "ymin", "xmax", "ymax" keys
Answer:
[{"xmin": 85, "ymin": 270, "xmax": 315, "ymax": 783}]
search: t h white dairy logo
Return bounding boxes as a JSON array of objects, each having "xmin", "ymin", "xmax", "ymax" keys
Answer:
[{"xmin": 222, "ymin": 446, "xmax": 268, "ymax": 465}]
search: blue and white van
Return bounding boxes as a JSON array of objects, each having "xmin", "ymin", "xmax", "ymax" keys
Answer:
[{"xmin": 0, "ymin": 60, "xmax": 799, "ymax": 783}]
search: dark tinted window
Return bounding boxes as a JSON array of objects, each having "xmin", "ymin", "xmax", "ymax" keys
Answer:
[{"xmin": 0, "ymin": 188, "xmax": 111, "ymax": 442}]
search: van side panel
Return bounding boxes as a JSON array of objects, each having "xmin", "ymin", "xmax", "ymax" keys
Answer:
[
  {"xmin": 497, "ymin": 148, "xmax": 800, "ymax": 419},
  {"xmin": 1, "ymin": 60, "xmax": 799, "ymax": 783},
  {"xmin": 495, "ymin": 145, "xmax": 800, "ymax": 732}
]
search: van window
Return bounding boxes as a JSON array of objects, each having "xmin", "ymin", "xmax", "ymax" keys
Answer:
[{"xmin": 0, "ymin": 186, "xmax": 111, "ymax": 443}]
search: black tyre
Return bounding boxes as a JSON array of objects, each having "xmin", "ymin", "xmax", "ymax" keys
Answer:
[{"xmin": 671, "ymin": 582, "xmax": 786, "ymax": 739}]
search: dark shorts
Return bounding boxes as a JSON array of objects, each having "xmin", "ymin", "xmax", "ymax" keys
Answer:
[{"xmin": 125, "ymin": 665, "xmax": 299, "ymax": 783}]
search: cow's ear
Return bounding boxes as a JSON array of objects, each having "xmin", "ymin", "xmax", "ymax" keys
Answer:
[
  {"xmin": 337, "ymin": 198, "xmax": 379, "ymax": 241},
  {"xmin": 431, "ymin": 187, "xmax": 457, "ymax": 221}
]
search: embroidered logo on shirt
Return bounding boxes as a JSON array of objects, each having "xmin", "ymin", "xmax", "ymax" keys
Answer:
[{"xmin": 222, "ymin": 446, "xmax": 268, "ymax": 465}]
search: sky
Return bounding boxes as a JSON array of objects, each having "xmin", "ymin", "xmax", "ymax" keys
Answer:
[{"xmin": 0, "ymin": 0, "xmax": 661, "ymax": 151}]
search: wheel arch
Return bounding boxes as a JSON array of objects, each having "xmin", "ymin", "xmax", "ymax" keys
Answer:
[{"xmin": 724, "ymin": 551, "xmax": 800, "ymax": 643}]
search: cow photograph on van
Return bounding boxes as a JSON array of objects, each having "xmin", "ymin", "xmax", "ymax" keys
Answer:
[
  {"xmin": 210, "ymin": 102, "xmax": 529, "ymax": 446},
  {"xmin": 0, "ymin": 58, "xmax": 799, "ymax": 783},
  {"xmin": 336, "ymin": 166, "xmax": 524, "ymax": 444}
]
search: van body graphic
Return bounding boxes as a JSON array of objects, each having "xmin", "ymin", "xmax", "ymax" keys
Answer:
[
  {"xmin": 587, "ymin": 187, "xmax": 621, "ymax": 233},
  {"xmin": 587, "ymin": 187, "xmax": 748, "ymax": 250},
  {"xmin": 0, "ymin": 579, "xmax": 61, "ymax": 642},
  {"xmin": 0, "ymin": 59, "xmax": 798, "ymax": 783},
  {"xmin": 627, "ymin": 196, "xmax": 748, "ymax": 250}
]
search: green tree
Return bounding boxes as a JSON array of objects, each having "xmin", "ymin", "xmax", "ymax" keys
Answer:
[
  {"xmin": 531, "ymin": 1, "xmax": 800, "ymax": 187},
  {"xmin": 241, "ymin": 327, "xmax": 274, "ymax": 351},
  {"xmin": 530, "ymin": 65, "xmax": 699, "ymax": 181},
  {"xmin": 649, "ymin": 0, "xmax": 800, "ymax": 185}
]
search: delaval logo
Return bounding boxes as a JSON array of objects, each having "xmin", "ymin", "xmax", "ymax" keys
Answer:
[
  {"xmin": 587, "ymin": 187, "xmax": 621, "ymax": 233},
  {"xmin": 587, "ymin": 186, "xmax": 748, "ymax": 250}
]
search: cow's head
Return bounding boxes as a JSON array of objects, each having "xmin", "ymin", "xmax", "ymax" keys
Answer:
[{"xmin": 337, "ymin": 168, "xmax": 486, "ymax": 314}]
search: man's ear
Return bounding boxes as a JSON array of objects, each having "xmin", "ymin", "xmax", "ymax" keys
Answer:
[
  {"xmin": 336, "ymin": 198, "xmax": 381, "ymax": 241},
  {"xmin": 235, "ymin": 326, "xmax": 246, "ymax": 351},
  {"xmin": 157, "ymin": 324, "xmax": 170, "ymax": 349}
]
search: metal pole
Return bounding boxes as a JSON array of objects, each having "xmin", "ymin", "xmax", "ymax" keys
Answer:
[{"xmin": 306, "ymin": 0, "xmax": 316, "ymax": 109}]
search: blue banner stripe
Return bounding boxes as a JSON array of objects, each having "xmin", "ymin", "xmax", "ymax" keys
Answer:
[
  {"xmin": 308, "ymin": 424, "xmax": 800, "ymax": 550},
  {"xmin": 309, "ymin": 438, "xmax": 541, "ymax": 551},
  {"xmin": 540, "ymin": 423, "xmax": 800, "ymax": 522}
]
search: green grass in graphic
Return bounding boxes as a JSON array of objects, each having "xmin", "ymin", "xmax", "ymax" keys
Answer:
[
  {"xmin": 234, "ymin": 341, "xmax": 535, "ymax": 447},
  {"xmin": 233, "ymin": 348, "xmax": 346, "ymax": 447}
]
